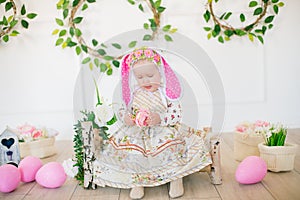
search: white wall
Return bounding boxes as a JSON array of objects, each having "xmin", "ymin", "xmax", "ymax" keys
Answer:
[{"xmin": 0, "ymin": 0, "xmax": 299, "ymax": 140}]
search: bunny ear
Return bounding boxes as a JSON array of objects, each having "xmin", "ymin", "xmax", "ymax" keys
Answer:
[
  {"xmin": 161, "ymin": 56, "xmax": 182, "ymax": 100},
  {"xmin": 121, "ymin": 54, "xmax": 131, "ymax": 106}
]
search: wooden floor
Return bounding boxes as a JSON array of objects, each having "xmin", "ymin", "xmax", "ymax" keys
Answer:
[{"xmin": 1, "ymin": 129, "xmax": 299, "ymax": 200}]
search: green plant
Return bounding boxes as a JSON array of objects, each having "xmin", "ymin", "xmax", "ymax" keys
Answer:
[
  {"xmin": 203, "ymin": 0, "xmax": 284, "ymax": 44},
  {"xmin": 53, "ymin": 0, "xmax": 177, "ymax": 74},
  {"xmin": 263, "ymin": 123, "xmax": 287, "ymax": 146},
  {"xmin": 0, "ymin": 0, "xmax": 37, "ymax": 43}
]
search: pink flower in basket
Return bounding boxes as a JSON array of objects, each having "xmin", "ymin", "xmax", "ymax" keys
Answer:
[
  {"xmin": 32, "ymin": 129, "xmax": 43, "ymax": 139},
  {"xmin": 17, "ymin": 124, "xmax": 36, "ymax": 135},
  {"xmin": 254, "ymin": 120, "xmax": 270, "ymax": 128},
  {"xmin": 134, "ymin": 109, "xmax": 149, "ymax": 127}
]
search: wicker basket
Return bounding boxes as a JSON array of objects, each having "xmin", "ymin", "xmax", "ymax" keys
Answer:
[
  {"xmin": 258, "ymin": 142, "xmax": 298, "ymax": 172},
  {"xmin": 19, "ymin": 137, "xmax": 57, "ymax": 158},
  {"xmin": 234, "ymin": 132, "xmax": 264, "ymax": 161}
]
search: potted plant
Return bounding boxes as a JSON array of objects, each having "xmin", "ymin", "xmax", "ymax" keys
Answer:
[
  {"xmin": 233, "ymin": 120, "xmax": 268, "ymax": 161},
  {"xmin": 258, "ymin": 123, "xmax": 298, "ymax": 172}
]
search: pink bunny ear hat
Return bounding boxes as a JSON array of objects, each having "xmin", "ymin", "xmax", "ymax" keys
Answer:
[{"xmin": 121, "ymin": 47, "xmax": 182, "ymax": 106}]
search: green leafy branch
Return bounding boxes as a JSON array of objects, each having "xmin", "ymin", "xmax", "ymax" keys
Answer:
[
  {"xmin": 0, "ymin": 0, "xmax": 37, "ymax": 43},
  {"xmin": 203, "ymin": 0, "xmax": 284, "ymax": 44},
  {"xmin": 53, "ymin": 0, "xmax": 177, "ymax": 74}
]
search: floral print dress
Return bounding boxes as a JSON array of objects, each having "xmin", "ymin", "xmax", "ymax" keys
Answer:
[{"xmin": 93, "ymin": 88, "xmax": 212, "ymax": 188}]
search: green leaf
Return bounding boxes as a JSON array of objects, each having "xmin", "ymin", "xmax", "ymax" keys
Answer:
[
  {"xmin": 262, "ymin": 25, "xmax": 267, "ymax": 34},
  {"xmin": 73, "ymin": 17, "xmax": 83, "ymax": 24},
  {"xmin": 27, "ymin": 13, "xmax": 37, "ymax": 19},
  {"xmin": 97, "ymin": 49, "xmax": 106, "ymax": 56},
  {"xmin": 82, "ymin": 3, "xmax": 88, "ymax": 11},
  {"xmin": 63, "ymin": 9, "xmax": 69, "ymax": 19},
  {"xmin": 10, "ymin": 19, "xmax": 18, "ymax": 28},
  {"xmin": 154, "ymin": 0, "xmax": 161, "ymax": 8},
  {"xmin": 55, "ymin": 38, "xmax": 64, "ymax": 46},
  {"xmin": 59, "ymin": 29, "xmax": 67, "ymax": 37},
  {"xmin": 163, "ymin": 25, "xmax": 171, "ymax": 32},
  {"xmin": 149, "ymin": 18, "xmax": 157, "ymax": 32},
  {"xmin": 278, "ymin": 2, "xmax": 284, "ymax": 7},
  {"xmin": 164, "ymin": 34, "xmax": 173, "ymax": 42},
  {"xmin": 264, "ymin": 15, "xmax": 274, "ymax": 23},
  {"xmin": 76, "ymin": 46, "xmax": 81, "ymax": 55},
  {"xmin": 3, "ymin": 35, "xmax": 9, "ymax": 42},
  {"xmin": 89, "ymin": 63, "xmax": 94, "ymax": 71},
  {"xmin": 92, "ymin": 39, "xmax": 98, "ymax": 47},
  {"xmin": 253, "ymin": 7, "xmax": 263, "ymax": 15},
  {"xmin": 245, "ymin": 24, "xmax": 254, "ymax": 31},
  {"xmin": 94, "ymin": 58, "xmax": 100, "ymax": 67},
  {"xmin": 87, "ymin": 0, "xmax": 96, "ymax": 3},
  {"xmin": 5, "ymin": 2, "xmax": 13, "ymax": 11},
  {"xmin": 100, "ymin": 63, "xmax": 107, "ymax": 72},
  {"xmin": 249, "ymin": 1, "xmax": 258, "ymax": 7},
  {"xmin": 73, "ymin": 0, "xmax": 80, "ymax": 7},
  {"xmin": 104, "ymin": 56, "xmax": 114, "ymax": 61},
  {"xmin": 268, "ymin": 24, "xmax": 273, "ymax": 29},
  {"xmin": 52, "ymin": 29, "xmax": 59, "ymax": 35},
  {"xmin": 55, "ymin": 18, "xmax": 64, "ymax": 26},
  {"xmin": 224, "ymin": 12, "xmax": 232, "ymax": 20},
  {"xmin": 218, "ymin": 36, "xmax": 224, "ymax": 43},
  {"xmin": 106, "ymin": 68, "xmax": 113, "ymax": 75},
  {"xmin": 213, "ymin": 24, "xmax": 221, "ymax": 35},
  {"xmin": 272, "ymin": 0, "xmax": 279, "ymax": 3},
  {"xmin": 203, "ymin": 10, "xmax": 211, "ymax": 23},
  {"xmin": 75, "ymin": 28, "xmax": 82, "ymax": 37},
  {"xmin": 10, "ymin": 30, "xmax": 19, "ymax": 36},
  {"xmin": 224, "ymin": 29, "xmax": 234, "ymax": 37},
  {"xmin": 81, "ymin": 44, "xmax": 88, "ymax": 53},
  {"xmin": 234, "ymin": 29, "xmax": 246, "ymax": 36},
  {"xmin": 248, "ymin": 33, "xmax": 255, "ymax": 42},
  {"xmin": 112, "ymin": 43, "xmax": 122, "ymax": 49},
  {"xmin": 127, "ymin": 0, "xmax": 135, "ymax": 5},
  {"xmin": 157, "ymin": 6, "xmax": 166, "ymax": 13},
  {"xmin": 169, "ymin": 28, "xmax": 177, "ymax": 33},
  {"xmin": 2, "ymin": 16, "xmax": 8, "ymax": 26},
  {"xmin": 143, "ymin": 34, "xmax": 152, "ymax": 41},
  {"xmin": 224, "ymin": 36, "xmax": 230, "ymax": 41},
  {"xmin": 68, "ymin": 27, "xmax": 74, "ymax": 37},
  {"xmin": 219, "ymin": 12, "xmax": 226, "ymax": 20},
  {"xmin": 128, "ymin": 40, "xmax": 137, "ymax": 48},
  {"xmin": 82, "ymin": 57, "xmax": 91, "ymax": 64},
  {"xmin": 112, "ymin": 60, "xmax": 120, "ymax": 68},
  {"xmin": 138, "ymin": 4, "xmax": 144, "ymax": 12},
  {"xmin": 240, "ymin": 14, "xmax": 246, "ymax": 22},
  {"xmin": 203, "ymin": 27, "xmax": 211, "ymax": 31},
  {"xmin": 21, "ymin": 20, "xmax": 29, "ymax": 29},
  {"xmin": 0, "ymin": 0, "xmax": 6, "ymax": 4},
  {"xmin": 143, "ymin": 23, "xmax": 149, "ymax": 30},
  {"xmin": 257, "ymin": 35, "xmax": 264, "ymax": 44},
  {"xmin": 21, "ymin": 5, "xmax": 26, "ymax": 15},
  {"xmin": 67, "ymin": 40, "xmax": 77, "ymax": 47},
  {"xmin": 273, "ymin": 5, "xmax": 279, "ymax": 14}
]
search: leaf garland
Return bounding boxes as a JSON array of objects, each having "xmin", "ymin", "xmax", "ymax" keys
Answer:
[
  {"xmin": 0, "ymin": 0, "xmax": 38, "ymax": 43},
  {"xmin": 203, "ymin": 0, "xmax": 284, "ymax": 44},
  {"xmin": 53, "ymin": 0, "xmax": 177, "ymax": 75}
]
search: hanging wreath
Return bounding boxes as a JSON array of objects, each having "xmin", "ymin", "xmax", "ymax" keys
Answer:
[
  {"xmin": 0, "ymin": 0, "xmax": 37, "ymax": 43},
  {"xmin": 53, "ymin": 0, "xmax": 177, "ymax": 74},
  {"xmin": 203, "ymin": 0, "xmax": 284, "ymax": 44}
]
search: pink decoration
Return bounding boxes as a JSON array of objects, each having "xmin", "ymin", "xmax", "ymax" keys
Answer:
[
  {"xmin": 19, "ymin": 156, "xmax": 43, "ymax": 182},
  {"xmin": 35, "ymin": 162, "xmax": 67, "ymax": 188},
  {"xmin": 235, "ymin": 156, "xmax": 267, "ymax": 184},
  {"xmin": 135, "ymin": 109, "xmax": 149, "ymax": 127},
  {"xmin": 0, "ymin": 164, "xmax": 21, "ymax": 193}
]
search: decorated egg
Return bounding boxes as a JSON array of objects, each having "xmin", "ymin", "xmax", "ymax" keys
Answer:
[
  {"xmin": 0, "ymin": 164, "xmax": 21, "ymax": 193},
  {"xmin": 19, "ymin": 156, "xmax": 43, "ymax": 182},
  {"xmin": 35, "ymin": 162, "xmax": 67, "ymax": 188},
  {"xmin": 235, "ymin": 156, "xmax": 267, "ymax": 184}
]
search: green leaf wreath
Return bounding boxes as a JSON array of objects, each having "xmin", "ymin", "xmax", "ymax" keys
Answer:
[
  {"xmin": 0, "ymin": 0, "xmax": 37, "ymax": 43},
  {"xmin": 203, "ymin": 0, "xmax": 284, "ymax": 44}
]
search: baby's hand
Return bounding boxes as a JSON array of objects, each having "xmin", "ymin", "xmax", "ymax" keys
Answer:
[
  {"xmin": 124, "ymin": 114, "xmax": 135, "ymax": 126},
  {"xmin": 147, "ymin": 112, "xmax": 161, "ymax": 126}
]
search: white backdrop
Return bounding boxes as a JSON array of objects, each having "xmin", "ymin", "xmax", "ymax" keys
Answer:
[{"xmin": 0, "ymin": 0, "xmax": 299, "ymax": 140}]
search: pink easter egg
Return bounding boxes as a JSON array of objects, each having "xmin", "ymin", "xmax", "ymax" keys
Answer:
[
  {"xmin": 19, "ymin": 156, "xmax": 43, "ymax": 182},
  {"xmin": 35, "ymin": 162, "xmax": 67, "ymax": 188},
  {"xmin": 0, "ymin": 164, "xmax": 21, "ymax": 193},
  {"xmin": 235, "ymin": 156, "xmax": 267, "ymax": 184}
]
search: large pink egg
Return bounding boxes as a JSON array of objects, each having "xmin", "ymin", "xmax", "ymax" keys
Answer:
[
  {"xmin": 235, "ymin": 156, "xmax": 267, "ymax": 184},
  {"xmin": 0, "ymin": 164, "xmax": 21, "ymax": 193},
  {"xmin": 19, "ymin": 156, "xmax": 43, "ymax": 182},
  {"xmin": 35, "ymin": 162, "xmax": 67, "ymax": 188}
]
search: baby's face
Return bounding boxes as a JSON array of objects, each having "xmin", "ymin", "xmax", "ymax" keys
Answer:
[{"xmin": 132, "ymin": 61, "xmax": 161, "ymax": 92}]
